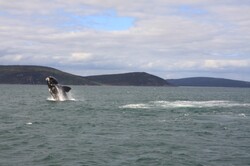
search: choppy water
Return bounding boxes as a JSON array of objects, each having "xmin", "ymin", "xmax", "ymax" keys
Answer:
[{"xmin": 0, "ymin": 85, "xmax": 250, "ymax": 166}]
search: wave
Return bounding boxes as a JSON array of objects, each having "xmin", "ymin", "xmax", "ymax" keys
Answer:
[
  {"xmin": 119, "ymin": 104, "xmax": 151, "ymax": 109},
  {"xmin": 120, "ymin": 100, "xmax": 250, "ymax": 109}
]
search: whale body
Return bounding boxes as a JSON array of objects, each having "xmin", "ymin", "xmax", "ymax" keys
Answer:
[{"xmin": 46, "ymin": 76, "xmax": 71, "ymax": 101}]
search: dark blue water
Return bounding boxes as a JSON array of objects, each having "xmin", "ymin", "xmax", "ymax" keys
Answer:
[{"xmin": 0, "ymin": 85, "xmax": 250, "ymax": 166}]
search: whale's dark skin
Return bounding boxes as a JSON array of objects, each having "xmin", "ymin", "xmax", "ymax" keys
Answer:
[{"xmin": 46, "ymin": 76, "xmax": 71, "ymax": 100}]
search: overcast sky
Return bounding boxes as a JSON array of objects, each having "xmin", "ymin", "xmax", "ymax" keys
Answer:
[{"xmin": 0, "ymin": 0, "xmax": 250, "ymax": 80}]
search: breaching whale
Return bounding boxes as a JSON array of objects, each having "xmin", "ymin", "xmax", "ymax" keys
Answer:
[{"xmin": 45, "ymin": 76, "xmax": 71, "ymax": 101}]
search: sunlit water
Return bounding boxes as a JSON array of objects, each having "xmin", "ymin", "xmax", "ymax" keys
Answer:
[{"xmin": 0, "ymin": 85, "xmax": 250, "ymax": 166}]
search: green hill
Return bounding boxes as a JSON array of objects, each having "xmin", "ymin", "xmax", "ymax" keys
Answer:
[
  {"xmin": 2, "ymin": 65, "xmax": 250, "ymax": 87},
  {"xmin": 86, "ymin": 72, "xmax": 170, "ymax": 86},
  {"xmin": 0, "ymin": 65, "xmax": 171, "ymax": 86},
  {"xmin": 0, "ymin": 65, "xmax": 98, "ymax": 85},
  {"xmin": 167, "ymin": 77, "xmax": 250, "ymax": 88}
]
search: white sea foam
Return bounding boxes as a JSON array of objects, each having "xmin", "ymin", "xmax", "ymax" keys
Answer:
[
  {"xmin": 119, "ymin": 104, "xmax": 150, "ymax": 109},
  {"xmin": 120, "ymin": 100, "xmax": 250, "ymax": 109},
  {"xmin": 238, "ymin": 113, "xmax": 247, "ymax": 117},
  {"xmin": 153, "ymin": 100, "xmax": 242, "ymax": 108}
]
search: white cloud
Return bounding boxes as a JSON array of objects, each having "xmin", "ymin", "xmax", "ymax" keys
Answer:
[
  {"xmin": 70, "ymin": 52, "xmax": 92, "ymax": 61},
  {"xmin": 204, "ymin": 60, "xmax": 249, "ymax": 69},
  {"xmin": 13, "ymin": 55, "xmax": 23, "ymax": 61}
]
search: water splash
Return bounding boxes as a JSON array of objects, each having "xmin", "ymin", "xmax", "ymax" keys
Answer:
[
  {"xmin": 47, "ymin": 94, "xmax": 75, "ymax": 101},
  {"xmin": 47, "ymin": 86, "xmax": 75, "ymax": 102}
]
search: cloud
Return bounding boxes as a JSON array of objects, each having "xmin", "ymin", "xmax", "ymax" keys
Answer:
[
  {"xmin": 70, "ymin": 52, "xmax": 92, "ymax": 61},
  {"xmin": 0, "ymin": 0, "xmax": 250, "ymax": 80},
  {"xmin": 204, "ymin": 59, "xmax": 249, "ymax": 69},
  {"xmin": 53, "ymin": 52, "xmax": 93, "ymax": 64}
]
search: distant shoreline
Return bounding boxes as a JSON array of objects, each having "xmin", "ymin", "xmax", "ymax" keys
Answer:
[{"xmin": 1, "ymin": 65, "xmax": 250, "ymax": 88}]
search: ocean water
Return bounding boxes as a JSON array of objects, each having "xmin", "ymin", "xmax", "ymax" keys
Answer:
[{"xmin": 0, "ymin": 85, "xmax": 250, "ymax": 166}]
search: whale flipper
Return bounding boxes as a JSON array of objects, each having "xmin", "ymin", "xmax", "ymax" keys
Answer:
[{"xmin": 62, "ymin": 86, "xmax": 71, "ymax": 92}]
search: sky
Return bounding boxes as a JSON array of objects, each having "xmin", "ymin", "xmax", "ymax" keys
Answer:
[{"xmin": 0, "ymin": 0, "xmax": 250, "ymax": 80}]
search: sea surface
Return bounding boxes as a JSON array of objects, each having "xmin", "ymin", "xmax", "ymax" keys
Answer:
[{"xmin": 0, "ymin": 85, "xmax": 250, "ymax": 166}]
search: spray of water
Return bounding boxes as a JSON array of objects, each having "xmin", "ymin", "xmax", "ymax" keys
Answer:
[{"xmin": 47, "ymin": 86, "xmax": 75, "ymax": 101}]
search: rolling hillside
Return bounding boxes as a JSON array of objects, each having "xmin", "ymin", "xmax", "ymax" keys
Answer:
[
  {"xmin": 86, "ymin": 72, "xmax": 171, "ymax": 86},
  {"xmin": 0, "ymin": 65, "xmax": 171, "ymax": 86},
  {"xmin": 0, "ymin": 65, "xmax": 98, "ymax": 85},
  {"xmin": 167, "ymin": 77, "xmax": 250, "ymax": 88},
  {"xmin": 2, "ymin": 65, "xmax": 250, "ymax": 87}
]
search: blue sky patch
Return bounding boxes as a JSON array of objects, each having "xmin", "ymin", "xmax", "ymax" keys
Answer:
[
  {"xmin": 177, "ymin": 5, "xmax": 207, "ymax": 16},
  {"xmin": 58, "ymin": 9, "xmax": 134, "ymax": 31}
]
